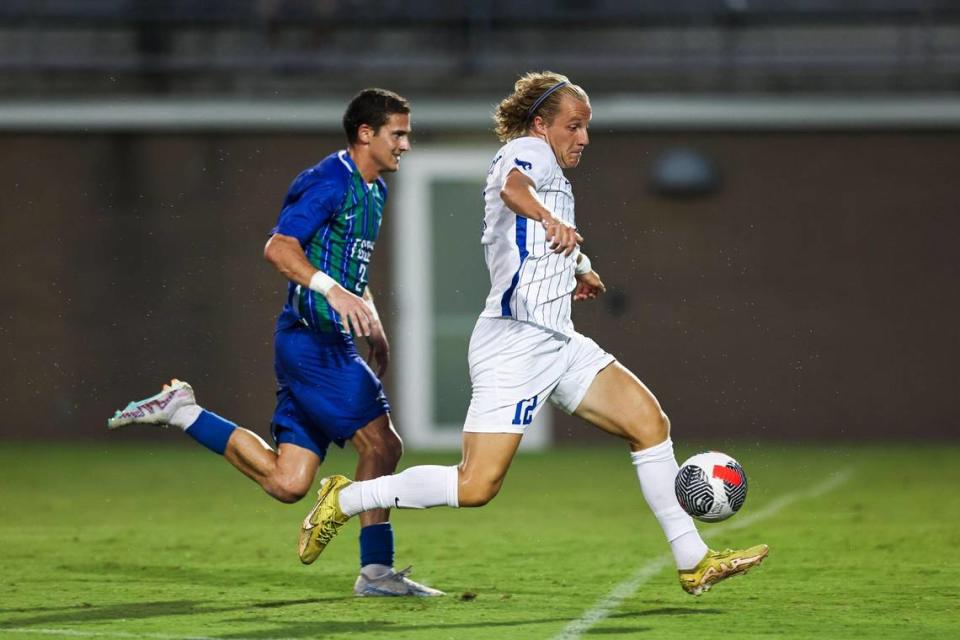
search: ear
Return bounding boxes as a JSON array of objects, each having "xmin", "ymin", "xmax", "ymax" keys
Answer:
[
  {"xmin": 357, "ymin": 123, "xmax": 375, "ymax": 144},
  {"xmin": 531, "ymin": 115, "xmax": 548, "ymax": 135}
]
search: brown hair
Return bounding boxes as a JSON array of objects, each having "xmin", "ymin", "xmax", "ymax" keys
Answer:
[
  {"xmin": 343, "ymin": 88, "xmax": 411, "ymax": 144},
  {"xmin": 493, "ymin": 71, "xmax": 590, "ymax": 142}
]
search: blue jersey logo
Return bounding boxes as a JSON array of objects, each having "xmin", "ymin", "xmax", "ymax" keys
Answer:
[{"xmin": 514, "ymin": 158, "xmax": 533, "ymax": 171}]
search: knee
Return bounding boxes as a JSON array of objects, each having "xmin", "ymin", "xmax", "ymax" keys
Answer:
[
  {"xmin": 627, "ymin": 410, "xmax": 671, "ymax": 450},
  {"xmin": 656, "ymin": 411, "xmax": 671, "ymax": 439},
  {"xmin": 383, "ymin": 433, "xmax": 403, "ymax": 468},
  {"xmin": 457, "ymin": 469, "xmax": 503, "ymax": 508},
  {"xmin": 358, "ymin": 431, "xmax": 403, "ymax": 472},
  {"xmin": 458, "ymin": 484, "xmax": 500, "ymax": 507},
  {"xmin": 266, "ymin": 474, "xmax": 313, "ymax": 504}
]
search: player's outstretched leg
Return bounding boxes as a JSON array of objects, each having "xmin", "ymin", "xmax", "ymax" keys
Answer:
[
  {"xmin": 679, "ymin": 544, "xmax": 769, "ymax": 596},
  {"xmin": 107, "ymin": 379, "xmax": 238, "ymax": 455},
  {"xmin": 108, "ymin": 382, "xmax": 320, "ymax": 506},
  {"xmin": 298, "ymin": 473, "xmax": 445, "ymax": 596},
  {"xmin": 572, "ymin": 361, "xmax": 769, "ymax": 595},
  {"xmin": 298, "ymin": 433, "xmax": 516, "ymax": 567}
]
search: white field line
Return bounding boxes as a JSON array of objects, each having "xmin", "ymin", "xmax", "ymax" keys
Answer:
[{"xmin": 552, "ymin": 469, "xmax": 855, "ymax": 640}]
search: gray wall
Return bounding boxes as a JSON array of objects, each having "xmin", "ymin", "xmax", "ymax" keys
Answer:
[{"xmin": 1, "ymin": 130, "xmax": 957, "ymax": 443}]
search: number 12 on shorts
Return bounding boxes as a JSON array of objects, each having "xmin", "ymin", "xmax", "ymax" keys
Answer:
[{"xmin": 512, "ymin": 395, "xmax": 539, "ymax": 426}]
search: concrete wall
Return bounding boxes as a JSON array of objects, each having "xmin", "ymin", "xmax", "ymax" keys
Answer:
[{"xmin": 1, "ymin": 130, "xmax": 957, "ymax": 443}]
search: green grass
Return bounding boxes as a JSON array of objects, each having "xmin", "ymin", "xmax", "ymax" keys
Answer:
[{"xmin": 1, "ymin": 442, "xmax": 958, "ymax": 639}]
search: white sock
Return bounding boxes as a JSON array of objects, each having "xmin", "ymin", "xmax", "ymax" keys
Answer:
[
  {"xmin": 630, "ymin": 438, "xmax": 709, "ymax": 570},
  {"xmin": 360, "ymin": 563, "xmax": 392, "ymax": 579},
  {"xmin": 170, "ymin": 404, "xmax": 203, "ymax": 430},
  {"xmin": 339, "ymin": 465, "xmax": 460, "ymax": 517}
]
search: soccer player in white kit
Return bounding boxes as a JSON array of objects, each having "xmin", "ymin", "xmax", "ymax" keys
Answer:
[{"xmin": 299, "ymin": 71, "xmax": 769, "ymax": 596}]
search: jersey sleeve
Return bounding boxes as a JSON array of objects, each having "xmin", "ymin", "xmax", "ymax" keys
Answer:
[
  {"xmin": 271, "ymin": 178, "xmax": 344, "ymax": 246},
  {"xmin": 500, "ymin": 138, "xmax": 555, "ymax": 190}
]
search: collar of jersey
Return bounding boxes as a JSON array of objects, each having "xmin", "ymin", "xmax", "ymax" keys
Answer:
[
  {"xmin": 519, "ymin": 136, "xmax": 560, "ymax": 170},
  {"xmin": 337, "ymin": 150, "xmax": 373, "ymax": 192},
  {"xmin": 521, "ymin": 135, "xmax": 551, "ymax": 151}
]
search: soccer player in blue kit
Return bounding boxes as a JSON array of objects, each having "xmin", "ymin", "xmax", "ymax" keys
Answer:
[{"xmin": 108, "ymin": 88, "xmax": 443, "ymax": 597}]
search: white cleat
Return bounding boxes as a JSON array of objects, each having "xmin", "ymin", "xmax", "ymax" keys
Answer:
[
  {"xmin": 353, "ymin": 566, "xmax": 445, "ymax": 597},
  {"xmin": 107, "ymin": 379, "xmax": 196, "ymax": 429}
]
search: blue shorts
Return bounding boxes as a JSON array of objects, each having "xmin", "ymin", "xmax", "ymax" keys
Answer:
[{"xmin": 271, "ymin": 325, "xmax": 390, "ymax": 459}]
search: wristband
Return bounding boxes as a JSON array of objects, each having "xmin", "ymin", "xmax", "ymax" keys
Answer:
[
  {"xmin": 575, "ymin": 253, "xmax": 592, "ymax": 276},
  {"xmin": 308, "ymin": 270, "xmax": 337, "ymax": 296}
]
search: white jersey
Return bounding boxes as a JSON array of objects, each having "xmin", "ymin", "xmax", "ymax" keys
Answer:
[{"xmin": 479, "ymin": 136, "xmax": 577, "ymax": 336}]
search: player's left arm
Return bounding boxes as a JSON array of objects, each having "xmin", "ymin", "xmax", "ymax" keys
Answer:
[
  {"xmin": 573, "ymin": 252, "xmax": 606, "ymax": 301},
  {"xmin": 362, "ymin": 288, "xmax": 390, "ymax": 377}
]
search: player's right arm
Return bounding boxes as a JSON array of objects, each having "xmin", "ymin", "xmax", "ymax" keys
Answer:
[
  {"xmin": 263, "ymin": 233, "xmax": 374, "ymax": 337},
  {"xmin": 500, "ymin": 169, "xmax": 582, "ymax": 256}
]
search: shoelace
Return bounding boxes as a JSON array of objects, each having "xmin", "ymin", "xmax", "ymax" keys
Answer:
[{"xmin": 315, "ymin": 518, "xmax": 346, "ymax": 545}]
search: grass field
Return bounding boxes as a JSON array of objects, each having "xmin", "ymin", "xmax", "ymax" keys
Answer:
[{"xmin": 1, "ymin": 441, "xmax": 957, "ymax": 640}]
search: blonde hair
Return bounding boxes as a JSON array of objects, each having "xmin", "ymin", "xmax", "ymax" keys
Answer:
[{"xmin": 493, "ymin": 71, "xmax": 590, "ymax": 142}]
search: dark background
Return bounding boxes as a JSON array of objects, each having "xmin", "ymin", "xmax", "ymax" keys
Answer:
[
  {"xmin": 2, "ymin": 129, "xmax": 957, "ymax": 443},
  {"xmin": 2, "ymin": 0, "xmax": 959, "ymax": 444}
]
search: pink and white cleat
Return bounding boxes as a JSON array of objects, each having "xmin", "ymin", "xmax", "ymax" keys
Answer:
[{"xmin": 107, "ymin": 379, "xmax": 196, "ymax": 429}]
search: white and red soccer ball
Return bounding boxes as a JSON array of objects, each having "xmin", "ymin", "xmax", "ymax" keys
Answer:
[{"xmin": 675, "ymin": 451, "xmax": 748, "ymax": 522}]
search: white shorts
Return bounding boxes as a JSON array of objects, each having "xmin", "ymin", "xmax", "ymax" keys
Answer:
[{"xmin": 463, "ymin": 317, "xmax": 616, "ymax": 434}]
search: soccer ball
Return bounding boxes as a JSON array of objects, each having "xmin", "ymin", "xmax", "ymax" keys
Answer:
[{"xmin": 675, "ymin": 451, "xmax": 748, "ymax": 522}]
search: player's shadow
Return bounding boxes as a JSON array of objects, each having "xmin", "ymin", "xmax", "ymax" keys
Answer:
[
  {"xmin": 215, "ymin": 617, "xmax": 584, "ymax": 639},
  {"xmin": 214, "ymin": 608, "xmax": 723, "ymax": 638},
  {"xmin": 58, "ymin": 560, "xmax": 322, "ymax": 590},
  {"xmin": 0, "ymin": 598, "xmax": 349, "ymax": 629},
  {"xmin": 611, "ymin": 607, "xmax": 723, "ymax": 618},
  {"xmin": 2, "ymin": 599, "xmax": 721, "ymax": 638},
  {"xmin": 0, "ymin": 604, "xmax": 95, "ymax": 615},
  {"xmin": 572, "ymin": 607, "xmax": 721, "ymax": 635}
]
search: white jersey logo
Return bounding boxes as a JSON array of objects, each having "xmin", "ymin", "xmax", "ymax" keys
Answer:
[{"xmin": 514, "ymin": 158, "xmax": 533, "ymax": 171}]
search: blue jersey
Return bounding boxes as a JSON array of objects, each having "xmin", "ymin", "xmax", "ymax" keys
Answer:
[{"xmin": 272, "ymin": 150, "xmax": 387, "ymax": 337}]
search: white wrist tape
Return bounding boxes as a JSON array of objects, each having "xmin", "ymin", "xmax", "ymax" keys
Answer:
[
  {"xmin": 575, "ymin": 253, "xmax": 592, "ymax": 276},
  {"xmin": 308, "ymin": 270, "xmax": 337, "ymax": 296}
]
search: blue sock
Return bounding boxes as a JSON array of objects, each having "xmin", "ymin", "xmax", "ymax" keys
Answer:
[
  {"xmin": 184, "ymin": 410, "xmax": 237, "ymax": 455},
  {"xmin": 359, "ymin": 523, "xmax": 394, "ymax": 568}
]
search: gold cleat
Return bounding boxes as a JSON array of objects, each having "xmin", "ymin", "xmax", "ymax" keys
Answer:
[
  {"xmin": 679, "ymin": 544, "xmax": 769, "ymax": 596},
  {"xmin": 298, "ymin": 475, "xmax": 353, "ymax": 564}
]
